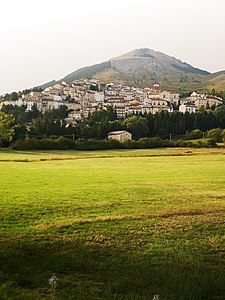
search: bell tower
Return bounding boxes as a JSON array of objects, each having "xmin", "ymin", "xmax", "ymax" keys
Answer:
[{"xmin": 153, "ymin": 83, "xmax": 160, "ymax": 94}]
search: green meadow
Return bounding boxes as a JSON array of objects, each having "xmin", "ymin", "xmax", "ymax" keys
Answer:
[{"xmin": 0, "ymin": 148, "xmax": 225, "ymax": 300}]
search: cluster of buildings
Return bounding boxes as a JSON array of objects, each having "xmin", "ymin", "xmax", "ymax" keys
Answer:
[
  {"xmin": 0, "ymin": 79, "xmax": 223, "ymax": 125},
  {"xmin": 179, "ymin": 92, "xmax": 223, "ymax": 114}
]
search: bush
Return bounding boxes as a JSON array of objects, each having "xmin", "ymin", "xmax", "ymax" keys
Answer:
[
  {"xmin": 170, "ymin": 139, "xmax": 188, "ymax": 147},
  {"xmin": 121, "ymin": 137, "xmax": 169, "ymax": 149},
  {"xmin": 170, "ymin": 138, "xmax": 217, "ymax": 148},
  {"xmin": 74, "ymin": 139, "xmax": 121, "ymax": 150},
  {"xmin": 206, "ymin": 128, "xmax": 223, "ymax": 142},
  {"xmin": 185, "ymin": 129, "xmax": 203, "ymax": 140},
  {"xmin": 55, "ymin": 136, "xmax": 75, "ymax": 150},
  {"xmin": 13, "ymin": 137, "xmax": 75, "ymax": 150},
  {"xmin": 222, "ymin": 129, "xmax": 225, "ymax": 143},
  {"xmin": 12, "ymin": 136, "xmax": 218, "ymax": 151}
]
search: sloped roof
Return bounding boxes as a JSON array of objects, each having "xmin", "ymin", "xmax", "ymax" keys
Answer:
[{"xmin": 108, "ymin": 130, "xmax": 130, "ymax": 135}]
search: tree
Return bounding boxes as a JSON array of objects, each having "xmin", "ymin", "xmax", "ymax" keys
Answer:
[
  {"xmin": 214, "ymin": 106, "xmax": 225, "ymax": 128},
  {"xmin": 206, "ymin": 101, "xmax": 210, "ymax": 110},
  {"xmin": 0, "ymin": 112, "xmax": 16, "ymax": 147},
  {"xmin": 45, "ymin": 105, "xmax": 68, "ymax": 120},
  {"xmin": 25, "ymin": 104, "xmax": 41, "ymax": 121},
  {"xmin": 1, "ymin": 104, "xmax": 26, "ymax": 124},
  {"xmin": 221, "ymin": 129, "xmax": 225, "ymax": 143},
  {"xmin": 4, "ymin": 91, "xmax": 19, "ymax": 101},
  {"xmin": 206, "ymin": 128, "xmax": 223, "ymax": 142},
  {"xmin": 153, "ymin": 111, "xmax": 170, "ymax": 135},
  {"xmin": 87, "ymin": 107, "xmax": 117, "ymax": 123},
  {"xmin": 123, "ymin": 116, "xmax": 149, "ymax": 139},
  {"xmin": 185, "ymin": 129, "xmax": 203, "ymax": 140}
]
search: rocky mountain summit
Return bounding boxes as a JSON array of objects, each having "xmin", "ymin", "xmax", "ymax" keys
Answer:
[{"xmin": 40, "ymin": 48, "xmax": 225, "ymax": 92}]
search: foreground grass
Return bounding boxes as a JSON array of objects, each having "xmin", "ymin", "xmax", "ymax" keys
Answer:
[{"xmin": 0, "ymin": 149, "xmax": 225, "ymax": 299}]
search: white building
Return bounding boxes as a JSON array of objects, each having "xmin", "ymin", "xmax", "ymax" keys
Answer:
[
  {"xmin": 94, "ymin": 92, "xmax": 105, "ymax": 103},
  {"xmin": 108, "ymin": 130, "xmax": 132, "ymax": 142},
  {"xmin": 159, "ymin": 91, "xmax": 180, "ymax": 104},
  {"xmin": 179, "ymin": 104, "xmax": 196, "ymax": 114}
]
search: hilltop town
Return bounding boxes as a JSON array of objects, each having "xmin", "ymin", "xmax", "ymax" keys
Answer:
[{"xmin": 0, "ymin": 79, "xmax": 223, "ymax": 125}]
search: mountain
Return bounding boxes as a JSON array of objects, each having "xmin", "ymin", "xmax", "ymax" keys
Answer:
[
  {"xmin": 39, "ymin": 48, "xmax": 225, "ymax": 92},
  {"xmin": 206, "ymin": 71, "xmax": 225, "ymax": 90},
  {"xmin": 110, "ymin": 48, "xmax": 210, "ymax": 76}
]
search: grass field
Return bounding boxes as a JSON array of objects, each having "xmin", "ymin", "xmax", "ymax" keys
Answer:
[{"xmin": 0, "ymin": 148, "xmax": 225, "ymax": 300}]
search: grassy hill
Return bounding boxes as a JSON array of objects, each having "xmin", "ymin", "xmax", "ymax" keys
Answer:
[
  {"xmin": 62, "ymin": 61, "xmax": 111, "ymax": 82},
  {"xmin": 206, "ymin": 72, "xmax": 225, "ymax": 90}
]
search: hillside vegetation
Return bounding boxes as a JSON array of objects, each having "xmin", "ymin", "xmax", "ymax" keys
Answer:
[{"xmin": 207, "ymin": 73, "xmax": 225, "ymax": 90}]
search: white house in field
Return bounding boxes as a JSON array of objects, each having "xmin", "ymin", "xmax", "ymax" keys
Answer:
[{"xmin": 108, "ymin": 130, "xmax": 132, "ymax": 142}]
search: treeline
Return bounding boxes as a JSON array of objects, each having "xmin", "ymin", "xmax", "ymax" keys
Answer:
[
  {"xmin": 2, "ymin": 104, "xmax": 225, "ymax": 145},
  {"xmin": 209, "ymin": 89, "xmax": 225, "ymax": 101},
  {"xmin": 57, "ymin": 105, "xmax": 225, "ymax": 140},
  {"xmin": 2, "ymin": 88, "xmax": 43, "ymax": 101},
  {"xmin": 86, "ymin": 106, "xmax": 225, "ymax": 139},
  {"xmin": 13, "ymin": 136, "xmax": 217, "ymax": 151},
  {"xmin": 25, "ymin": 106, "xmax": 225, "ymax": 140}
]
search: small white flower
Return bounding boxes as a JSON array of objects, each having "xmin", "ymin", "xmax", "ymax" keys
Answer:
[
  {"xmin": 153, "ymin": 295, "xmax": 159, "ymax": 300},
  {"xmin": 49, "ymin": 274, "xmax": 58, "ymax": 288}
]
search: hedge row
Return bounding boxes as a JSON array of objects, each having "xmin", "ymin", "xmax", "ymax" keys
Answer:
[
  {"xmin": 12, "ymin": 137, "xmax": 75, "ymax": 150},
  {"xmin": 12, "ymin": 136, "xmax": 217, "ymax": 151},
  {"xmin": 171, "ymin": 138, "xmax": 217, "ymax": 148}
]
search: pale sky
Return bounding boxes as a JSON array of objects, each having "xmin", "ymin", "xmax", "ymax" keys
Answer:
[{"xmin": 0, "ymin": 0, "xmax": 225, "ymax": 95}]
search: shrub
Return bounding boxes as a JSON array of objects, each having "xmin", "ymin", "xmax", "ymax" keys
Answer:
[
  {"xmin": 74, "ymin": 139, "xmax": 121, "ymax": 150},
  {"xmin": 12, "ymin": 136, "xmax": 218, "ymax": 151},
  {"xmin": 170, "ymin": 139, "xmax": 188, "ymax": 147},
  {"xmin": 206, "ymin": 128, "xmax": 223, "ymax": 142},
  {"xmin": 170, "ymin": 138, "xmax": 216, "ymax": 148},
  {"xmin": 13, "ymin": 137, "xmax": 75, "ymax": 150},
  {"xmin": 185, "ymin": 129, "xmax": 203, "ymax": 140},
  {"xmin": 122, "ymin": 137, "xmax": 169, "ymax": 149},
  {"xmin": 222, "ymin": 129, "xmax": 225, "ymax": 143}
]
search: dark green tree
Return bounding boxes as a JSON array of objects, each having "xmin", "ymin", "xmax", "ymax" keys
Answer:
[
  {"xmin": 206, "ymin": 128, "xmax": 223, "ymax": 142},
  {"xmin": 1, "ymin": 104, "xmax": 26, "ymax": 124},
  {"xmin": 123, "ymin": 116, "xmax": 149, "ymax": 139},
  {"xmin": 87, "ymin": 106, "xmax": 117, "ymax": 123},
  {"xmin": 214, "ymin": 106, "xmax": 225, "ymax": 128},
  {"xmin": 0, "ymin": 112, "xmax": 16, "ymax": 146},
  {"xmin": 25, "ymin": 104, "xmax": 41, "ymax": 122}
]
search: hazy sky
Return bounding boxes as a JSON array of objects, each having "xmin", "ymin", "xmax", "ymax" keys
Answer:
[{"xmin": 0, "ymin": 0, "xmax": 225, "ymax": 94}]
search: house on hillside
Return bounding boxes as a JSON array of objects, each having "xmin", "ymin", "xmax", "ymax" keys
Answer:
[
  {"xmin": 194, "ymin": 95, "xmax": 223, "ymax": 109},
  {"xmin": 159, "ymin": 91, "xmax": 180, "ymax": 104},
  {"xmin": 179, "ymin": 103, "xmax": 196, "ymax": 114},
  {"xmin": 108, "ymin": 130, "xmax": 132, "ymax": 142},
  {"xmin": 183, "ymin": 92, "xmax": 223, "ymax": 109}
]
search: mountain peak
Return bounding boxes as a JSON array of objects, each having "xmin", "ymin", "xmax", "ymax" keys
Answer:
[
  {"xmin": 40, "ymin": 48, "xmax": 217, "ymax": 92},
  {"xmin": 112, "ymin": 48, "xmax": 158, "ymax": 60},
  {"xmin": 109, "ymin": 48, "xmax": 210, "ymax": 80}
]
